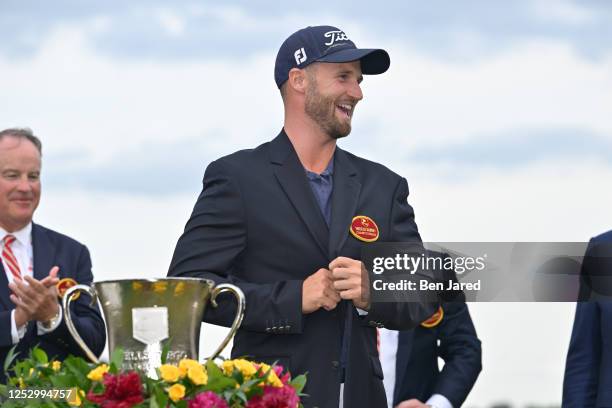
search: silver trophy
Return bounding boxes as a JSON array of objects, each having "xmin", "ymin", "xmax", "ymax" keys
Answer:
[{"xmin": 62, "ymin": 278, "xmax": 245, "ymax": 377}]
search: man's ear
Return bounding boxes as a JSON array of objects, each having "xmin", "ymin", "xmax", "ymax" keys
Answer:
[{"xmin": 287, "ymin": 68, "xmax": 307, "ymax": 94}]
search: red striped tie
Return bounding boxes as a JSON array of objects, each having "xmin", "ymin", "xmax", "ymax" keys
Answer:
[{"xmin": 2, "ymin": 235, "xmax": 22, "ymax": 281}]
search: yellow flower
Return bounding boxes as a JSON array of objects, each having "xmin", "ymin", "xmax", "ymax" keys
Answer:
[
  {"xmin": 187, "ymin": 365, "xmax": 208, "ymax": 385},
  {"xmin": 18, "ymin": 377, "xmax": 25, "ymax": 388},
  {"xmin": 52, "ymin": 361, "xmax": 61, "ymax": 372},
  {"xmin": 87, "ymin": 364, "xmax": 109, "ymax": 381},
  {"xmin": 132, "ymin": 281, "xmax": 143, "ymax": 291},
  {"xmin": 178, "ymin": 358, "xmax": 201, "ymax": 377},
  {"xmin": 222, "ymin": 359, "xmax": 256, "ymax": 379},
  {"xmin": 167, "ymin": 383, "xmax": 186, "ymax": 402},
  {"xmin": 68, "ymin": 389, "xmax": 85, "ymax": 407},
  {"xmin": 257, "ymin": 363, "xmax": 283, "ymax": 388},
  {"xmin": 159, "ymin": 364, "xmax": 181, "ymax": 383}
]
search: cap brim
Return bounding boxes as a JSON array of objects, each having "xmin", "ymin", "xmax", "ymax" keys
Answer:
[{"xmin": 317, "ymin": 48, "xmax": 390, "ymax": 75}]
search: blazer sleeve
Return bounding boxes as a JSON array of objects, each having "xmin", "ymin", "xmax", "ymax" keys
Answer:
[
  {"xmin": 39, "ymin": 245, "xmax": 106, "ymax": 359},
  {"xmin": 364, "ymin": 177, "xmax": 439, "ymax": 329},
  {"xmin": 0, "ymin": 310, "xmax": 14, "ymax": 348},
  {"xmin": 562, "ymin": 301, "xmax": 600, "ymax": 406},
  {"xmin": 168, "ymin": 159, "xmax": 303, "ymax": 334},
  {"xmin": 433, "ymin": 302, "xmax": 482, "ymax": 407}
]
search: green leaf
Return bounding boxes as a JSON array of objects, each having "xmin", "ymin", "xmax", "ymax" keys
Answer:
[
  {"xmin": 289, "ymin": 374, "xmax": 307, "ymax": 394},
  {"xmin": 152, "ymin": 383, "xmax": 168, "ymax": 407},
  {"xmin": 160, "ymin": 339, "xmax": 172, "ymax": 365},
  {"xmin": 110, "ymin": 348, "xmax": 124, "ymax": 373},
  {"xmin": 3, "ymin": 345, "xmax": 20, "ymax": 374},
  {"xmin": 32, "ymin": 347, "xmax": 49, "ymax": 365}
]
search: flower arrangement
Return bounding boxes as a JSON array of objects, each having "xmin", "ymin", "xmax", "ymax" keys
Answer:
[{"xmin": 0, "ymin": 347, "xmax": 306, "ymax": 407}]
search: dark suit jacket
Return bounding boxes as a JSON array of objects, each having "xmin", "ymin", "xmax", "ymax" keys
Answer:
[
  {"xmin": 169, "ymin": 130, "xmax": 437, "ymax": 408},
  {"xmin": 0, "ymin": 223, "xmax": 106, "ymax": 383},
  {"xmin": 393, "ymin": 302, "xmax": 482, "ymax": 408},
  {"xmin": 563, "ymin": 230, "xmax": 612, "ymax": 407}
]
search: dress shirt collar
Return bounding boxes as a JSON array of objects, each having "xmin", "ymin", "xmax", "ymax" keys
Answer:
[{"xmin": 0, "ymin": 222, "xmax": 33, "ymax": 248}]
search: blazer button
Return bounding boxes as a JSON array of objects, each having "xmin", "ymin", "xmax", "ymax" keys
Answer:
[{"xmin": 331, "ymin": 360, "xmax": 340, "ymax": 369}]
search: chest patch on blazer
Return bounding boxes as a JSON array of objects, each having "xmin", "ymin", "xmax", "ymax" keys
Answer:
[
  {"xmin": 421, "ymin": 306, "xmax": 444, "ymax": 328},
  {"xmin": 349, "ymin": 215, "xmax": 380, "ymax": 242},
  {"xmin": 57, "ymin": 278, "xmax": 80, "ymax": 300}
]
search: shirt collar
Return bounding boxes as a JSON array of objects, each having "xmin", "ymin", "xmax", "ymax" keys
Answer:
[
  {"xmin": 305, "ymin": 156, "xmax": 335, "ymax": 178},
  {"xmin": 0, "ymin": 222, "xmax": 33, "ymax": 248}
]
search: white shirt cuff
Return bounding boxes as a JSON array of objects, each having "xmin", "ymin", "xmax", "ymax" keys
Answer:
[
  {"xmin": 37, "ymin": 306, "xmax": 63, "ymax": 335},
  {"xmin": 426, "ymin": 394, "xmax": 453, "ymax": 408},
  {"xmin": 356, "ymin": 307, "xmax": 368, "ymax": 316},
  {"xmin": 11, "ymin": 309, "xmax": 27, "ymax": 344}
]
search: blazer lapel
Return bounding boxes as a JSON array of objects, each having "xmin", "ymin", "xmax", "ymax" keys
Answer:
[
  {"xmin": 328, "ymin": 148, "xmax": 361, "ymax": 259},
  {"xmin": 394, "ymin": 330, "xmax": 415, "ymax": 404},
  {"xmin": 31, "ymin": 223, "xmax": 56, "ymax": 281},
  {"xmin": 270, "ymin": 130, "xmax": 330, "ymax": 259}
]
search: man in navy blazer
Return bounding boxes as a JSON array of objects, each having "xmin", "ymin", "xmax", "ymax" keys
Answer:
[
  {"xmin": 169, "ymin": 25, "xmax": 437, "ymax": 408},
  {"xmin": 382, "ymin": 302, "xmax": 481, "ymax": 408},
  {"xmin": 0, "ymin": 128, "xmax": 106, "ymax": 383},
  {"xmin": 562, "ymin": 230, "xmax": 612, "ymax": 407}
]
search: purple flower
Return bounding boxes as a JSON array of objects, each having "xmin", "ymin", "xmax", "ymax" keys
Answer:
[
  {"xmin": 246, "ymin": 385, "xmax": 299, "ymax": 408},
  {"xmin": 188, "ymin": 391, "xmax": 229, "ymax": 408}
]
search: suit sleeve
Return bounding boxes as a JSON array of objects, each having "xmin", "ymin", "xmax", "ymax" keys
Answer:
[
  {"xmin": 562, "ymin": 301, "xmax": 600, "ymax": 406},
  {"xmin": 0, "ymin": 310, "xmax": 14, "ymax": 347},
  {"xmin": 365, "ymin": 177, "xmax": 439, "ymax": 329},
  {"xmin": 432, "ymin": 302, "xmax": 482, "ymax": 407},
  {"xmin": 39, "ymin": 245, "xmax": 106, "ymax": 359},
  {"xmin": 168, "ymin": 159, "xmax": 303, "ymax": 334}
]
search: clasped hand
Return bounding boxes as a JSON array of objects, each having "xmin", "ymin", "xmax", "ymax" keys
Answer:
[
  {"xmin": 302, "ymin": 257, "xmax": 370, "ymax": 314},
  {"xmin": 8, "ymin": 266, "xmax": 61, "ymax": 326}
]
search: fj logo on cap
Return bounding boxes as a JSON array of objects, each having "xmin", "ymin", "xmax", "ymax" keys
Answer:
[
  {"xmin": 294, "ymin": 47, "xmax": 307, "ymax": 64},
  {"xmin": 324, "ymin": 30, "xmax": 350, "ymax": 46}
]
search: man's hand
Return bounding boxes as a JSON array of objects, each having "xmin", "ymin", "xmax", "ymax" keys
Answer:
[
  {"xmin": 9, "ymin": 266, "xmax": 60, "ymax": 324},
  {"xmin": 302, "ymin": 268, "xmax": 341, "ymax": 314},
  {"xmin": 329, "ymin": 257, "xmax": 370, "ymax": 310},
  {"xmin": 396, "ymin": 399, "xmax": 431, "ymax": 408}
]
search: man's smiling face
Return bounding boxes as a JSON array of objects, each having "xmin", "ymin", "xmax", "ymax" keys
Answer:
[{"xmin": 304, "ymin": 61, "xmax": 364, "ymax": 139}]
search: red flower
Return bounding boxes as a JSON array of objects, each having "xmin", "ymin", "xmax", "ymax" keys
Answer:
[
  {"xmin": 246, "ymin": 384, "xmax": 299, "ymax": 408},
  {"xmin": 272, "ymin": 365, "xmax": 291, "ymax": 385},
  {"xmin": 87, "ymin": 371, "xmax": 144, "ymax": 408},
  {"xmin": 188, "ymin": 391, "xmax": 229, "ymax": 408}
]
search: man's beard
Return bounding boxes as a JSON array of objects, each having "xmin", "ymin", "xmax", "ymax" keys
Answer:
[{"xmin": 304, "ymin": 80, "xmax": 353, "ymax": 139}]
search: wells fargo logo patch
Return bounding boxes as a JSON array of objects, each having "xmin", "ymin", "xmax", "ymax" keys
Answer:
[{"xmin": 349, "ymin": 216, "xmax": 379, "ymax": 242}]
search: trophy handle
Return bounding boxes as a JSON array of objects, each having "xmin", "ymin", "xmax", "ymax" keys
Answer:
[
  {"xmin": 208, "ymin": 283, "xmax": 245, "ymax": 360},
  {"xmin": 62, "ymin": 284, "xmax": 100, "ymax": 364}
]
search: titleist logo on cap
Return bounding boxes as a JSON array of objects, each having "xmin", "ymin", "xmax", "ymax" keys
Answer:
[{"xmin": 324, "ymin": 30, "xmax": 350, "ymax": 46}]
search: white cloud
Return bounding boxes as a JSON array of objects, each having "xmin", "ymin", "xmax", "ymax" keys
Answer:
[
  {"xmin": 357, "ymin": 40, "xmax": 612, "ymax": 152},
  {"xmin": 154, "ymin": 8, "xmax": 186, "ymax": 37},
  {"xmin": 531, "ymin": 0, "xmax": 598, "ymax": 26}
]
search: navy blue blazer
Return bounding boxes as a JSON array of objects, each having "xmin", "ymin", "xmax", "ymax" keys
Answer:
[
  {"xmin": 0, "ymin": 223, "xmax": 106, "ymax": 383},
  {"xmin": 169, "ymin": 130, "xmax": 437, "ymax": 408},
  {"xmin": 393, "ymin": 302, "xmax": 482, "ymax": 407},
  {"xmin": 563, "ymin": 230, "xmax": 612, "ymax": 407}
]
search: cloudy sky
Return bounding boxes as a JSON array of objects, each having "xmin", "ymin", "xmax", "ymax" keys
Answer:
[{"xmin": 1, "ymin": 1, "xmax": 611, "ymax": 405}]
